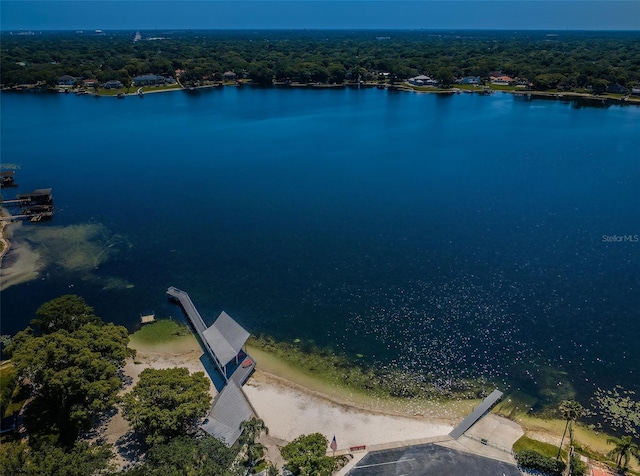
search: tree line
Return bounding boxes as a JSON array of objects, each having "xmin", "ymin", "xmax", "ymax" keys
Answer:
[{"xmin": 1, "ymin": 29, "xmax": 639, "ymax": 91}]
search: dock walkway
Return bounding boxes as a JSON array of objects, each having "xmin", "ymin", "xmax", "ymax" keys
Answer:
[
  {"xmin": 449, "ymin": 389, "xmax": 503, "ymax": 440},
  {"xmin": 167, "ymin": 286, "xmax": 257, "ymax": 445}
]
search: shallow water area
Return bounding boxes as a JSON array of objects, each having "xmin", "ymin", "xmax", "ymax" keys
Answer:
[{"xmin": 1, "ymin": 88, "xmax": 638, "ymax": 404}]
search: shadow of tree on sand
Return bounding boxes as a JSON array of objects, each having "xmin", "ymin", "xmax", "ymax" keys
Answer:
[{"xmin": 115, "ymin": 430, "xmax": 148, "ymax": 470}]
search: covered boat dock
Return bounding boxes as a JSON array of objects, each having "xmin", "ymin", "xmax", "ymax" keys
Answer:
[{"xmin": 167, "ymin": 287, "xmax": 257, "ymax": 446}]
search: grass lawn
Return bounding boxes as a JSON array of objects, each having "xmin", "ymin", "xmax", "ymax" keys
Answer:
[
  {"xmin": 97, "ymin": 88, "xmax": 128, "ymax": 96},
  {"xmin": 0, "ymin": 361, "xmax": 26, "ymax": 418},
  {"xmin": 129, "ymin": 319, "xmax": 192, "ymax": 346},
  {"xmin": 513, "ymin": 435, "xmax": 564, "ymax": 459},
  {"xmin": 138, "ymin": 84, "xmax": 182, "ymax": 93},
  {"xmin": 489, "ymin": 84, "xmax": 518, "ymax": 91}
]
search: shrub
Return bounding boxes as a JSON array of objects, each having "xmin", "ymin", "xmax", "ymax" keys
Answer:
[{"xmin": 515, "ymin": 449, "xmax": 564, "ymax": 475}]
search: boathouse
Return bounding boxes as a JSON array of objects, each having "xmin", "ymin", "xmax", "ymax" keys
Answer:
[
  {"xmin": 1, "ymin": 171, "xmax": 16, "ymax": 187},
  {"xmin": 167, "ymin": 287, "xmax": 257, "ymax": 446}
]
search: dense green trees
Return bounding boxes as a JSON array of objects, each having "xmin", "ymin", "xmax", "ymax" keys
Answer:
[
  {"xmin": 0, "ymin": 441, "xmax": 114, "ymax": 476},
  {"xmin": 280, "ymin": 433, "xmax": 338, "ymax": 476},
  {"xmin": 7, "ymin": 321, "xmax": 131, "ymax": 445},
  {"xmin": 121, "ymin": 367, "xmax": 211, "ymax": 446},
  {"xmin": 30, "ymin": 294, "xmax": 100, "ymax": 333},
  {"xmin": 2, "ymin": 30, "xmax": 639, "ymax": 89},
  {"xmin": 121, "ymin": 436, "xmax": 241, "ymax": 476}
]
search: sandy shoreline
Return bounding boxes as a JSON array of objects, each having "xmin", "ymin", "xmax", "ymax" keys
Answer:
[
  {"xmin": 9, "ymin": 80, "xmax": 639, "ymax": 105},
  {"xmin": 0, "ymin": 219, "xmax": 43, "ymax": 291},
  {"xmin": 101, "ymin": 333, "xmax": 458, "ymax": 468},
  {"xmin": 244, "ymin": 370, "xmax": 453, "ymax": 449}
]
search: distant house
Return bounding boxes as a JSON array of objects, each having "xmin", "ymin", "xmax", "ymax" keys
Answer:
[
  {"xmin": 631, "ymin": 87, "xmax": 640, "ymax": 96},
  {"xmin": 83, "ymin": 79, "xmax": 98, "ymax": 87},
  {"xmin": 133, "ymin": 74, "xmax": 168, "ymax": 86},
  {"xmin": 606, "ymin": 84, "xmax": 628, "ymax": 94},
  {"xmin": 490, "ymin": 75, "xmax": 514, "ymax": 85},
  {"xmin": 103, "ymin": 80, "xmax": 124, "ymax": 89},
  {"xmin": 223, "ymin": 71, "xmax": 237, "ymax": 80},
  {"xmin": 408, "ymin": 75, "xmax": 438, "ymax": 86},
  {"xmin": 57, "ymin": 74, "xmax": 76, "ymax": 86},
  {"xmin": 459, "ymin": 76, "xmax": 481, "ymax": 85}
]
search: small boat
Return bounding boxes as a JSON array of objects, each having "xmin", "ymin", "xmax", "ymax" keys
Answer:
[{"xmin": 117, "ymin": 92, "xmax": 125, "ymax": 99}]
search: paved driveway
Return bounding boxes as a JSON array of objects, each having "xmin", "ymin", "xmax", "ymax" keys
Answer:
[{"xmin": 346, "ymin": 444, "xmax": 521, "ymax": 476}]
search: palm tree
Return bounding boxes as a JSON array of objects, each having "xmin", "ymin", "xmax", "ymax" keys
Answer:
[
  {"xmin": 265, "ymin": 462, "xmax": 279, "ymax": 476},
  {"xmin": 606, "ymin": 435, "xmax": 640, "ymax": 471},
  {"xmin": 556, "ymin": 400, "xmax": 583, "ymax": 460},
  {"xmin": 239, "ymin": 417, "xmax": 269, "ymax": 472},
  {"xmin": 239, "ymin": 417, "xmax": 269, "ymax": 446}
]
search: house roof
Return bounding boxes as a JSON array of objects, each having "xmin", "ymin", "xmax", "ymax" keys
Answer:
[
  {"xmin": 223, "ymin": 71, "xmax": 237, "ymax": 76},
  {"xmin": 134, "ymin": 74, "xmax": 163, "ymax": 80},
  {"xmin": 202, "ymin": 311, "xmax": 250, "ymax": 366},
  {"xmin": 58, "ymin": 75, "xmax": 75, "ymax": 81},
  {"xmin": 412, "ymin": 75, "xmax": 432, "ymax": 81},
  {"xmin": 201, "ymin": 381, "xmax": 253, "ymax": 446}
]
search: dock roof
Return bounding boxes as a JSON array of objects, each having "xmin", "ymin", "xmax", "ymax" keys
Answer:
[
  {"xmin": 202, "ymin": 311, "xmax": 250, "ymax": 367},
  {"xmin": 201, "ymin": 381, "xmax": 253, "ymax": 446}
]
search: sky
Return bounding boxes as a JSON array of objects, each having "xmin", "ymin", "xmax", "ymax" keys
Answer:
[{"xmin": 1, "ymin": 1, "xmax": 639, "ymax": 31}]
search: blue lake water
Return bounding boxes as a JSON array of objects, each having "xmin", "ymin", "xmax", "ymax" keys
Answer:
[{"xmin": 1, "ymin": 87, "xmax": 639, "ymax": 403}]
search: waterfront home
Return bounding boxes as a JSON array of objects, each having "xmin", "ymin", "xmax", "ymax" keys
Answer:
[
  {"xmin": 606, "ymin": 83, "xmax": 628, "ymax": 94},
  {"xmin": 57, "ymin": 74, "xmax": 76, "ymax": 86},
  {"xmin": 408, "ymin": 75, "xmax": 438, "ymax": 86},
  {"xmin": 459, "ymin": 76, "xmax": 481, "ymax": 85},
  {"xmin": 104, "ymin": 80, "xmax": 124, "ymax": 89},
  {"xmin": 631, "ymin": 87, "xmax": 640, "ymax": 96},
  {"xmin": 133, "ymin": 74, "xmax": 172, "ymax": 86},
  {"xmin": 83, "ymin": 79, "xmax": 98, "ymax": 88},
  {"xmin": 223, "ymin": 71, "xmax": 237, "ymax": 80},
  {"xmin": 490, "ymin": 75, "xmax": 514, "ymax": 85}
]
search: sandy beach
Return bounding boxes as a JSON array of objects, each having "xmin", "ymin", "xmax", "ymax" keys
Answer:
[
  {"xmin": 0, "ymin": 220, "xmax": 43, "ymax": 291},
  {"xmin": 95, "ymin": 330, "xmax": 459, "ymax": 471},
  {"xmin": 243, "ymin": 371, "xmax": 453, "ymax": 449}
]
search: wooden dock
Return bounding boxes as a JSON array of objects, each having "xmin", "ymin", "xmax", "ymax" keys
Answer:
[
  {"xmin": 167, "ymin": 286, "xmax": 256, "ymax": 383},
  {"xmin": 166, "ymin": 286, "xmax": 257, "ymax": 445},
  {"xmin": 167, "ymin": 286, "xmax": 207, "ymax": 333}
]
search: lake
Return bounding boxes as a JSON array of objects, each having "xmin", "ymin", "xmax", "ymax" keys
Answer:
[{"xmin": 1, "ymin": 87, "xmax": 639, "ymax": 404}]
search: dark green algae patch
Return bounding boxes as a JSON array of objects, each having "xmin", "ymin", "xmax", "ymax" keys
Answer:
[{"xmin": 247, "ymin": 334, "xmax": 492, "ymax": 402}]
